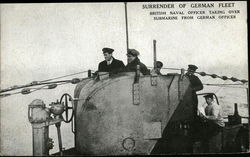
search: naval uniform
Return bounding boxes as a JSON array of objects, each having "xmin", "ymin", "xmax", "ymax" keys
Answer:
[
  {"xmin": 98, "ymin": 57, "xmax": 125, "ymax": 74},
  {"xmin": 125, "ymin": 57, "xmax": 150, "ymax": 75},
  {"xmin": 186, "ymin": 74, "xmax": 203, "ymax": 105},
  {"xmin": 186, "ymin": 73, "xmax": 204, "ymax": 146}
]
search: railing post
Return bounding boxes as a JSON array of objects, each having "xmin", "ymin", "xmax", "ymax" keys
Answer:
[
  {"xmin": 153, "ymin": 40, "xmax": 157, "ymax": 70},
  {"xmin": 88, "ymin": 70, "xmax": 91, "ymax": 78},
  {"xmin": 247, "ymin": 88, "xmax": 250, "ymax": 151}
]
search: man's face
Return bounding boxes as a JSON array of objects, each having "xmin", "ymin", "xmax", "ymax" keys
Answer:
[
  {"xmin": 156, "ymin": 63, "xmax": 162, "ymax": 69},
  {"xmin": 205, "ymin": 98, "xmax": 213, "ymax": 104},
  {"xmin": 127, "ymin": 54, "xmax": 136, "ymax": 63},
  {"xmin": 103, "ymin": 53, "xmax": 112, "ymax": 61},
  {"xmin": 156, "ymin": 67, "xmax": 161, "ymax": 73},
  {"xmin": 187, "ymin": 68, "xmax": 194, "ymax": 75}
]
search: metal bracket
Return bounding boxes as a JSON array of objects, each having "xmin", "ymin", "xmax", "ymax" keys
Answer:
[
  {"xmin": 134, "ymin": 65, "xmax": 140, "ymax": 83},
  {"xmin": 151, "ymin": 75, "xmax": 158, "ymax": 86},
  {"xmin": 133, "ymin": 83, "xmax": 140, "ymax": 105}
]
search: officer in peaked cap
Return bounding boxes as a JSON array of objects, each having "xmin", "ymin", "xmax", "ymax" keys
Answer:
[
  {"xmin": 125, "ymin": 49, "xmax": 150, "ymax": 75},
  {"xmin": 98, "ymin": 47, "xmax": 125, "ymax": 74},
  {"xmin": 185, "ymin": 64, "xmax": 203, "ymax": 103},
  {"xmin": 185, "ymin": 64, "xmax": 203, "ymax": 137}
]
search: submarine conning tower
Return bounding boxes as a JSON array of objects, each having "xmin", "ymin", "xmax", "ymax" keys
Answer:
[{"xmin": 73, "ymin": 70, "xmax": 195, "ymax": 155}]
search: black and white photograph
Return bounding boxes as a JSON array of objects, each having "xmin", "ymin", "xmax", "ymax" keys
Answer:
[{"xmin": 0, "ymin": 1, "xmax": 248, "ymax": 156}]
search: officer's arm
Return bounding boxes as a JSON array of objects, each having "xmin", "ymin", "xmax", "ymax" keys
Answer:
[
  {"xmin": 140, "ymin": 64, "xmax": 150, "ymax": 75},
  {"xmin": 117, "ymin": 61, "xmax": 126, "ymax": 72},
  {"xmin": 192, "ymin": 77, "xmax": 203, "ymax": 91},
  {"xmin": 98, "ymin": 63, "xmax": 103, "ymax": 72},
  {"xmin": 142, "ymin": 68, "xmax": 150, "ymax": 75}
]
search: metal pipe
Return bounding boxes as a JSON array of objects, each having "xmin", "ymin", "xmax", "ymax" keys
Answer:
[
  {"xmin": 247, "ymin": 87, "xmax": 250, "ymax": 150},
  {"xmin": 32, "ymin": 125, "xmax": 49, "ymax": 156},
  {"xmin": 153, "ymin": 40, "xmax": 157, "ymax": 69},
  {"xmin": 124, "ymin": 2, "xmax": 129, "ymax": 51},
  {"xmin": 55, "ymin": 122, "xmax": 63, "ymax": 156}
]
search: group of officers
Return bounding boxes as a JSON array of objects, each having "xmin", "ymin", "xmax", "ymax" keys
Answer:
[
  {"xmin": 98, "ymin": 47, "xmax": 162, "ymax": 75},
  {"xmin": 98, "ymin": 47, "xmax": 225, "ymax": 153}
]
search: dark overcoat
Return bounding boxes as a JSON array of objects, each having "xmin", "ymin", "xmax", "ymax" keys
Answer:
[
  {"xmin": 125, "ymin": 57, "xmax": 150, "ymax": 75},
  {"xmin": 186, "ymin": 73, "xmax": 204, "ymax": 141},
  {"xmin": 98, "ymin": 57, "xmax": 125, "ymax": 74},
  {"xmin": 186, "ymin": 74, "xmax": 203, "ymax": 104}
]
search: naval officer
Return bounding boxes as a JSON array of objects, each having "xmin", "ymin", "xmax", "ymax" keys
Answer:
[
  {"xmin": 98, "ymin": 47, "xmax": 125, "ymax": 74},
  {"xmin": 185, "ymin": 64, "xmax": 204, "ymax": 149},
  {"xmin": 185, "ymin": 64, "xmax": 203, "ymax": 108},
  {"xmin": 125, "ymin": 49, "xmax": 150, "ymax": 75}
]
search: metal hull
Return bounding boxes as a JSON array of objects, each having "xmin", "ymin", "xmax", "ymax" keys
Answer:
[{"xmin": 74, "ymin": 72, "xmax": 193, "ymax": 155}]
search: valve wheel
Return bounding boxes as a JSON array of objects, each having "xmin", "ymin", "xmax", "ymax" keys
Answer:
[{"xmin": 60, "ymin": 93, "xmax": 74, "ymax": 123}]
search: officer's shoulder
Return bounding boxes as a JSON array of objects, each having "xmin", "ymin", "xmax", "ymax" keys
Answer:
[
  {"xmin": 99, "ymin": 60, "xmax": 106, "ymax": 65},
  {"xmin": 192, "ymin": 74, "xmax": 200, "ymax": 78},
  {"xmin": 114, "ymin": 59, "xmax": 124, "ymax": 63},
  {"xmin": 139, "ymin": 62, "xmax": 147, "ymax": 67}
]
